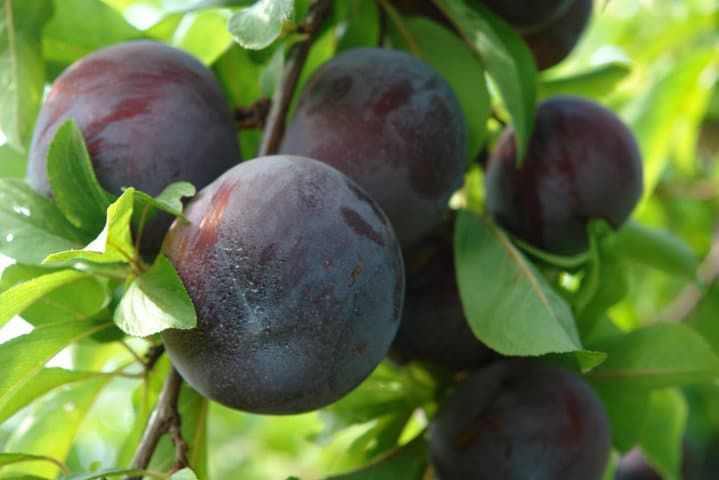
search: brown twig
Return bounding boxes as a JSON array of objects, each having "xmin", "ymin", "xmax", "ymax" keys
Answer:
[
  {"xmin": 127, "ymin": 366, "xmax": 186, "ymax": 480},
  {"xmin": 234, "ymin": 98, "xmax": 272, "ymax": 130},
  {"xmin": 655, "ymin": 220, "xmax": 719, "ymax": 323},
  {"xmin": 257, "ymin": 0, "xmax": 334, "ymax": 156}
]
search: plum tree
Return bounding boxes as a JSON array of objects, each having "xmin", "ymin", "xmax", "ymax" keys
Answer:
[
  {"xmin": 522, "ymin": 0, "xmax": 593, "ymax": 70},
  {"xmin": 429, "ymin": 360, "xmax": 611, "ymax": 480},
  {"xmin": 26, "ymin": 40, "xmax": 242, "ymax": 255},
  {"xmin": 161, "ymin": 155, "xmax": 405, "ymax": 414},
  {"xmin": 391, "ymin": 219, "xmax": 494, "ymax": 371},
  {"xmin": 477, "ymin": 0, "xmax": 574, "ymax": 31},
  {"xmin": 279, "ymin": 47, "xmax": 467, "ymax": 248},
  {"xmin": 484, "ymin": 96, "xmax": 643, "ymax": 256}
]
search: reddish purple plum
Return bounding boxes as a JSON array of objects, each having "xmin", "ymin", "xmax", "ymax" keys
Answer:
[
  {"xmin": 26, "ymin": 40, "xmax": 241, "ymax": 255},
  {"xmin": 485, "ymin": 96, "xmax": 643, "ymax": 256},
  {"xmin": 429, "ymin": 360, "xmax": 611, "ymax": 480},
  {"xmin": 279, "ymin": 47, "xmax": 467, "ymax": 248},
  {"xmin": 161, "ymin": 155, "xmax": 405, "ymax": 414}
]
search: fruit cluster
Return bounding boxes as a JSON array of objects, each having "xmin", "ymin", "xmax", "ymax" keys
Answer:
[{"xmin": 25, "ymin": 2, "xmax": 644, "ymax": 477}]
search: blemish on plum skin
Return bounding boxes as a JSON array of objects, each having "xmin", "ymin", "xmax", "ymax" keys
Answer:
[
  {"xmin": 351, "ymin": 263, "xmax": 362, "ymax": 283},
  {"xmin": 340, "ymin": 207, "xmax": 386, "ymax": 246},
  {"xmin": 193, "ymin": 183, "xmax": 234, "ymax": 253},
  {"xmin": 352, "ymin": 341, "xmax": 368, "ymax": 356}
]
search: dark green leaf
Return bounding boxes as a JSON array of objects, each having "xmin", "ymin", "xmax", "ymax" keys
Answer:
[
  {"xmin": 0, "ymin": 179, "xmax": 87, "ymax": 264},
  {"xmin": 46, "ymin": 120, "xmax": 115, "ymax": 235},
  {"xmin": 638, "ymin": 389, "xmax": 687, "ymax": 480},
  {"xmin": 591, "ymin": 382, "xmax": 649, "ymax": 453},
  {"xmin": 454, "ymin": 211, "xmax": 583, "ymax": 356},
  {"xmin": 0, "ymin": 0, "xmax": 52, "ymax": 152},
  {"xmin": 433, "ymin": 0, "xmax": 536, "ymax": 161},
  {"xmin": 114, "ymin": 254, "xmax": 196, "ymax": 336},
  {"xmin": 228, "ymin": 0, "xmax": 294, "ymax": 50},
  {"xmin": 335, "ymin": 0, "xmax": 379, "ymax": 52},
  {"xmin": 133, "ymin": 181, "xmax": 196, "ymax": 223},
  {"xmin": 587, "ymin": 323, "xmax": 719, "ymax": 388},
  {"xmin": 686, "ymin": 281, "xmax": 719, "ymax": 354},
  {"xmin": 616, "ymin": 220, "xmax": 699, "ymax": 281},
  {"xmin": 325, "ymin": 435, "xmax": 428, "ymax": 480}
]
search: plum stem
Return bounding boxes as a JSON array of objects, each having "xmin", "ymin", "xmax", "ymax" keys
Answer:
[
  {"xmin": 127, "ymin": 365, "xmax": 186, "ymax": 479},
  {"xmin": 258, "ymin": 0, "xmax": 334, "ymax": 156}
]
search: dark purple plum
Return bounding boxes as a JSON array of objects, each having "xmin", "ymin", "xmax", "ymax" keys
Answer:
[
  {"xmin": 279, "ymin": 47, "xmax": 467, "ymax": 248},
  {"xmin": 161, "ymin": 155, "xmax": 405, "ymax": 414},
  {"xmin": 429, "ymin": 360, "xmax": 611, "ymax": 480},
  {"xmin": 485, "ymin": 96, "xmax": 643, "ymax": 256},
  {"xmin": 391, "ymin": 221, "xmax": 494, "ymax": 371},
  {"xmin": 26, "ymin": 40, "xmax": 241, "ymax": 255},
  {"xmin": 478, "ymin": 0, "xmax": 574, "ymax": 31},
  {"xmin": 522, "ymin": 0, "xmax": 593, "ymax": 70},
  {"xmin": 615, "ymin": 448, "xmax": 661, "ymax": 480}
]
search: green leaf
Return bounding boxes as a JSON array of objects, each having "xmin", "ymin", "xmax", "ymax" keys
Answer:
[
  {"xmin": 44, "ymin": 188, "xmax": 136, "ymax": 265},
  {"xmin": 586, "ymin": 323, "xmax": 719, "ymax": 388},
  {"xmin": 2, "ymin": 377, "xmax": 112, "ymax": 478},
  {"xmin": 686, "ymin": 281, "xmax": 719, "ymax": 354},
  {"xmin": 0, "ymin": 269, "xmax": 90, "ymax": 329},
  {"xmin": 0, "ymin": 319, "xmax": 112, "ymax": 421},
  {"xmin": 325, "ymin": 435, "xmax": 428, "ymax": 480},
  {"xmin": 42, "ymin": 0, "xmax": 141, "ymax": 68},
  {"xmin": 0, "ymin": 367, "xmax": 102, "ymax": 424},
  {"xmin": 0, "ymin": 179, "xmax": 87, "ymax": 264},
  {"xmin": 61, "ymin": 468, "xmax": 148, "ymax": 480},
  {"xmin": 638, "ymin": 389, "xmax": 688, "ymax": 480},
  {"xmin": 0, "ymin": 454, "xmax": 67, "ymax": 473},
  {"xmin": 228, "ymin": 0, "xmax": 294, "ymax": 50},
  {"xmin": 114, "ymin": 254, "xmax": 196, "ymax": 336},
  {"xmin": 146, "ymin": 10, "xmax": 233, "ymax": 65},
  {"xmin": 335, "ymin": 0, "xmax": 379, "ymax": 52},
  {"xmin": 454, "ymin": 211, "xmax": 582, "ymax": 356},
  {"xmin": 46, "ymin": 120, "xmax": 116, "ymax": 235},
  {"xmin": 616, "ymin": 220, "xmax": 699, "ymax": 281},
  {"xmin": 433, "ymin": 0, "xmax": 536, "ymax": 161},
  {"xmin": 591, "ymin": 382, "xmax": 649, "ymax": 453},
  {"xmin": 388, "ymin": 16, "xmax": 491, "ymax": 161},
  {"xmin": 169, "ymin": 469, "xmax": 199, "ymax": 480},
  {"xmin": 0, "ymin": 0, "xmax": 52, "ymax": 152},
  {"xmin": 0, "ymin": 143, "xmax": 26, "ymax": 178},
  {"xmin": 538, "ymin": 62, "xmax": 632, "ymax": 100},
  {"xmin": 0, "ymin": 264, "xmax": 110, "ymax": 325},
  {"xmin": 134, "ymin": 181, "xmax": 196, "ymax": 220}
]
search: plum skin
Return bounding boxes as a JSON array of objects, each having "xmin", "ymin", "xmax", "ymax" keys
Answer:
[
  {"xmin": 485, "ymin": 96, "xmax": 643, "ymax": 256},
  {"xmin": 522, "ymin": 0, "xmax": 593, "ymax": 70},
  {"xmin": 26, "ymin": 40, "xmax": 241, "ymax": 255},
  {"xmin": 429, "ymin": 360, "xmax": 612, "ymax": 480},
  {"xmin": 279, "ymin": 47, "xmax": 467, "ymax": 249},
  {"xmin": 477, "ymin": 0, "xmax": 575, "ymax": 31},
  {"xmin": 161, "ymin": 155, "xmax": 405, "ymax": 415},
  {"xmin": 391, "ymin": 223, "xmax": 494, "ymax": 371}
]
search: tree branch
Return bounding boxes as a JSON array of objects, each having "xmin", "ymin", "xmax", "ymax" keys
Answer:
[
  {"xmin": 127, "ymin": 366, "xmax": 186, "ymax": 480},
  {"xmin": 257, "ymin": 0, "xmax": 334, "ymax": 156}
]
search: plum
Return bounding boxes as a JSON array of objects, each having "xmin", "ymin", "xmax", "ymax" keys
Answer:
[
  {"xmin": 279, "ymin": 47, "xmax": 467, "ymax": 248},
  {"xmin": 161, "ymin": 155, "xmax": 405, "ymax": 414},
  {"xmin": 522, "ymin": 0, "xmax": 593, "ymax": 70},
  {"xmin": 26, "ymin": 40, "xmax": 241, "ymax": 255},
  {"xmin": 391, "ymin": 220, "xmax": 494, "ymax": 371},
  {"xmin": 484, "ymin": 96, "xmax": 643, "ymax": 256},
  {"xmin": 429, "ymin": 360, "xmax": 611, "ymax": 480},
  {"xmin": 478, "ymin": 0, "xmax": 574, "ymax": 31}
]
